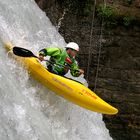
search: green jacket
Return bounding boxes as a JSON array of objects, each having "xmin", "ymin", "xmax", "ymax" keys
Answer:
[{"xmin": 39, "ymin": 47, "xmax": 80, "ymax": 77}]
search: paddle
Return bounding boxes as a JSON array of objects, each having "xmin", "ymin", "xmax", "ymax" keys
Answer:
[
  {"xmin": 13, "ymin": 46, "xmax": 38, "ymax": 58},
  {"xmin": 13, "ymin": 46, "xmax": 70, "ymax": 68}
]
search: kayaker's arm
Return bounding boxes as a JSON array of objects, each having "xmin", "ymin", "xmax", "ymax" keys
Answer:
[
  {"xmin": 70, "ymin": 60, "xmax": 84, "ymax": 77},
  {"xmin": 39, "ymin": 47, "xmax": 61, "ymax": 61}
]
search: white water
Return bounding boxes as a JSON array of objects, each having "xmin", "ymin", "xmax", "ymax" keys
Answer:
[{"xmin": 0, "ymin": 0, "xmax": 113, "ymax": 140}]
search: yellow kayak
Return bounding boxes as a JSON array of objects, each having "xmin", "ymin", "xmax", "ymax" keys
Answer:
[{"xmin": 4, "ymin": 42, "xmax": 118, "ymax": 115}]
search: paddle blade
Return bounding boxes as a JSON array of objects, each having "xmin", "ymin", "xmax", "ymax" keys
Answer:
[{"xmin": 13, "ymin": 47, "xmax": 37, "ymax": 58}]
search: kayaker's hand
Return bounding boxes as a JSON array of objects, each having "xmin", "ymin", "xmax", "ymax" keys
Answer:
[
  {"xmin": 79, "ymin": 69, "xmax": 84, "ymax": 75},
  {"xmin": 38, "ymin": 54, "xmax": 44, "ymax": 61}
]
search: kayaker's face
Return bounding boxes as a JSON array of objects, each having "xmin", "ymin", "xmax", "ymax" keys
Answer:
[{"xmin": 68, "ymin": 49, "xmax": 78, "ymax": 58}]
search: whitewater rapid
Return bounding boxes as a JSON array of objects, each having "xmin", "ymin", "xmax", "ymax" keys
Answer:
[{"xmin": 0, "ymin": 0, "xmax": 113, "ymax": 140}]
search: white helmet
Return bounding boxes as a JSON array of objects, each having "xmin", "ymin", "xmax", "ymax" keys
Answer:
[{"xmin": 65, "ymin": 42, "xmax": 79, "ymax": 51}]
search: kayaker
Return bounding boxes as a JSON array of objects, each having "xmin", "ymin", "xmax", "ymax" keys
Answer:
[{"xmin": 38, "ymin": 42, "xmax": 84, "ymax": 77}]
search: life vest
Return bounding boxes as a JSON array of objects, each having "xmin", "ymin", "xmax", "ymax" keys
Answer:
[{"xmin": 50, "ymin": 49, "xmax": 72, "ymax": 75}]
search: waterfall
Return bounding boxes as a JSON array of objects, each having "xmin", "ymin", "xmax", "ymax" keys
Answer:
[{"xmin": 0, "ymin": 0, "xmax": 113, "ymax": 140}]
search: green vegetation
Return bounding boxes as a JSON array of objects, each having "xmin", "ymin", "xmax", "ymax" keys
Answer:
[
  {"xmin": 96, "ymin": 4, "xmax": 136, "ymax": 27},
  {"xmin": 97, "ymin": 4, "xmax": 117, "ymax": 27},
  {"xmin": 97, "ymin": 4, "xmax": 115, "ymax": 19}
]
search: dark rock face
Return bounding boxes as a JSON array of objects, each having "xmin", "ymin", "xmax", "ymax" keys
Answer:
[
  {"xmin": 35, "ymin": 0, "xmax": 140, "ymax": 139},
  {"xmin": 96, "ymin": 27, "xmax": 140, "ymax": 140}
]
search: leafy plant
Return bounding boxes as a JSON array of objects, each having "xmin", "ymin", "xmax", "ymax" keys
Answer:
[
  {"xmin": 97, "ymin": 4, "xmax": 114, "ymax": 19},
  {"xmin": 97, "ymin": 4, "xmax": 117, "ymax": 27}
]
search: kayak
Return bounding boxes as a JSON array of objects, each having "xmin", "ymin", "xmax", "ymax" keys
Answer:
[{"xmin": 4, "ymin": 42, "xmax": 118, "ymax": 115}]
